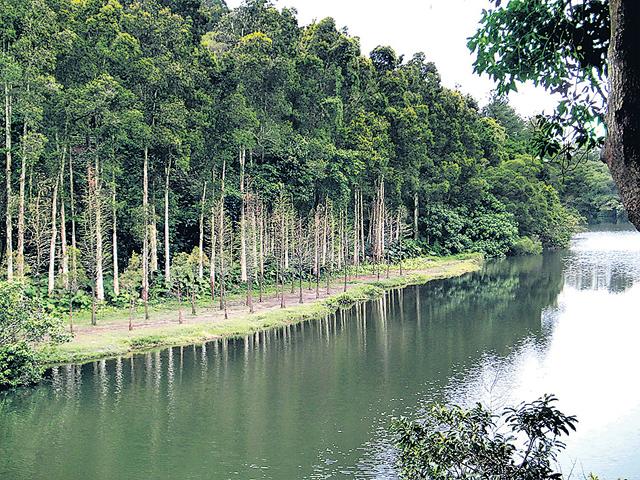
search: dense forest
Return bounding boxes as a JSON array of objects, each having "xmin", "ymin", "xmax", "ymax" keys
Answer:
[{"xmin": 0, "ymin": 0, "xmax": 621, "ymax": 315}]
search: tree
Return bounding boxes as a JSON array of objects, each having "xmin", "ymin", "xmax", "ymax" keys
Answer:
[
  {"xmin": 394, "ymin": 394, "xmax": 578, "ymax": 480},
  {"xmin": 469, "ymin": 0, "xmax": 640, "ymax": 229}
]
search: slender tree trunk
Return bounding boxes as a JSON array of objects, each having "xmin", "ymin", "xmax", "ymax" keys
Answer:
[
  {"xmin": 239, "ymin": 147, "xmax": 247, "ymax": 282},
  {"xmin": 150, "ymin": 203, "xmax": 158, "ymax": 273},
  {"xmin": 218, "ymin": 159, "xmax": 226, "ymax": 315},
  {"xmin": 164, "ymin": 157, "xmax": 172, "ymax": 282},
  {"xmin": 342, "ymin": 212, "xmax": 347, "ymax": 292},
  {"xmin": 129, "ymin": 299, "xmax": 135, "ymax": 331},
  {"xmin": 17, "ymin": 122, "xmax": 26, "ymax": 277},
  {"xmin": 69, "ymin": 151, "xmax": 78, "ymax": 289},
  {"xmin": 209, "ymin": 171, "xmax": 216, "ymax": 304},
  {"xmin": 250, "ymin": 196, "xmax": 258, "ymax": 289},
  {"xmin": 91, "ymin": 285, "xmax": 97, "ymax": 326},
  {"xmin": 604, "ymin": 0, "xmax": 640, "ymax": 230},
  {"xmin": 94, "ymin": 152, "xmax": 104, "ymax": 301},
  {"xmin": 142, "ymin": 146, "xmax": 149, "ymax": 319},
  {"xmin": 4, "ymin": 82, "xmax": 13, "ymax": 281},
  {"xmin": 69, "ymin": 296, "xmax": 74, "ymax": 334},
  {"xmin": 47, "ymin": 176, "xmax": 59, "ymax": 295},
  {"xmin": 279, "ymin": 196, "xmax": 286, "ymax": 309},
  {"xmin": 413, "ymin": 191, "xmax": 419, "ymax": 240},
  {"xmin": 315, "ymin": 208, "xmax": 320, "ymax": 298},
  {"xmin": 247, "ymin": 267, "xmax": 254, "ymax": 313},
  {"xmin": 198, "ymin": 180, "xmax": 207, "ymax": 280},
  {"xmin": 297, "ymin": 218, "xmax": 303, "ymax": 303},
  {"xmin": 258, "ymin": 201, "xmax": 264, "ymax": 303},
  {"xmin": 112, "ymin": 179, "xmax": 120, "ymax": 296},
  {"xmin": 353, "ymin": 189, "xmax": 359, "ymax": 278},
  {"xmin": 60, "ymin": 163, "xmax": 69, "ymax": 290},
  {"xmin": 177, "ymin": 285, "xmax": 183, "ymax": 324}
]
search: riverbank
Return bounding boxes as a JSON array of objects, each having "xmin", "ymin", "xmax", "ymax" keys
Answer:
[{"xmin": 40, "ymin": 254, "xmax": 483, "ymax": 366}]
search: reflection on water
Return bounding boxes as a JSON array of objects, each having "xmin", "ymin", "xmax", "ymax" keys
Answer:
[{"xmin": 0, "ymin": 226, "xmax": 638, "ymax": 479}]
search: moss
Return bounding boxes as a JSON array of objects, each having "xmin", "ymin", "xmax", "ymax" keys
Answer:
[{"xmin": 41, "ymin": 254, "xmax": 483, "ymax": 366}]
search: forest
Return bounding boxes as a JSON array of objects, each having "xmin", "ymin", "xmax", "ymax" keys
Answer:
[{"xmin": 0, "ymin": 0, "xmax": 621, "ymax": 323}]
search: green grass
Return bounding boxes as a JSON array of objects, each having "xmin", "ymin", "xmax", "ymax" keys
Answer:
[{"xmin": 40, "ymin": 254, "xmax": 483, "ymax": 366}]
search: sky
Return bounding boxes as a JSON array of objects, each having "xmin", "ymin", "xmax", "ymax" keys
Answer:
[{"xmin": 225, "ymin": 0, "xmax": 559, "ymax": 118}]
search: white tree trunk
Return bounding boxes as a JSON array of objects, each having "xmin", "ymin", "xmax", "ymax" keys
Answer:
[
  {"xmin": 4, "ymin": 82, "xmax": 13, "ymax": 281},
  {"xmin": 17, "ymin": 122, "xmax": 26, "ymax": 277},
  {"xmin": 60, "ymin": 161, "xmax": 69, "ymax": 290},
  {"xmin": 69, "ymin": 151, "xmax": 78, "ymax": 288},
  {"xmin": 142, "ymin": 146, "xmax": 149, "ymax": 316},
  {"xmin": 150, "ymin": 204, "xmax": 158, "ymax": 273},
  {"xmin": 112, "ymin": 181, "xmax": 120, "ymax": 296},
  {"xmin": 164, "ymin": 157, "xmax": 171, "ymax": 282},
  {"xmin": 47, "ymin": 176, "xmax": 59, "ymax": 295},
  {"xmin": 209, "ymin": 197, "xmax": 216, "ymax": 301},
  {"xmin": 95, "ymin": 154, "xmax": 104, "ymax": 301},
  {"xmin": 239, "ymin": 147, "xmax": 247, "ymax": 282},
  {"xmin": 198, "ymin": 181, "xmax": 207, "ymax": 280}
]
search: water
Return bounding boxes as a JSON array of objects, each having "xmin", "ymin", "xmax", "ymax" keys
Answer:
[{"xmin": 1, "ymin": 226, "xmax": 639, "ymax": 480}]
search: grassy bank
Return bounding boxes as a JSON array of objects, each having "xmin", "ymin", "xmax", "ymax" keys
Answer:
[{"xmin": 40, "ymin": 254, "xmax": 483, "ymax": 366}]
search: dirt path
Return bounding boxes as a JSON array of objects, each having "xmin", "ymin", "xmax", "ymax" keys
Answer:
[{"xmin": 71, "ymin": 261, "xmax": 462, "ymax": 341}]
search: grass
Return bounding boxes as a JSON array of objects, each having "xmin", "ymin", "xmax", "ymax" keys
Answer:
[{"xmin": 40, "ymin": 253, "xmax": 483, "ymax": 366}]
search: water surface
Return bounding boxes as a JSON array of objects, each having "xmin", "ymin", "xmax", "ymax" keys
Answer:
[{"xmin": 1, "ymin": 226, "xmax": 639, "ymax": 479}]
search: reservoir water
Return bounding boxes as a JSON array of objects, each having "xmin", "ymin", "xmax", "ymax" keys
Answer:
[{"xmin": 1, "ymin": 226, "xmax": 639, "ymax": 479}]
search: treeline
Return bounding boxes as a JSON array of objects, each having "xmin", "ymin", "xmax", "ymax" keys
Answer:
[{"xmin": 1, "ymin": 0, "xmax": 597, "ymax": 315}]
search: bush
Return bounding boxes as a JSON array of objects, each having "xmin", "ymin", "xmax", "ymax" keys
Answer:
[
  {"xmin": 0, "ymin": 281, "xmax": 69, "ymax": 390},
  {"xmin": 0, "ymin": 343, "xmax": 42, "ymax": 389},
  {"xmin": 394, "ymin": 394, "xmax": 577, "ymax": 479},
  {"xmin": 510, "ymin": 235, "xmax": 543, "ymax": 256}
]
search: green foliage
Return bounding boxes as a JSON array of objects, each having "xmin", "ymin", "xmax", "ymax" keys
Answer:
[
  {"xmin": 422, "ymin": 205, "xmax": 518, "ymax": 258},
  {"xmin": 511, "ymin": 236, "xmax": 544, "ymax": 256},
  {"xmin": 484, "ymin": 155, "xmax": 583, "ymax": 248},
  {"xmin": 394, "ymin": 394, "xmax": 577, "ymax": 479},
  {"xmin": 469, "ymin": 0, "xmax": 609, "ymax": 163},
  {"xmin": 0, "ymin": 282, "xmax": 68, "ymax": 389},
  {"xmin": 0, "ymin": 343, "xmax": 41, "ymax": 390}
]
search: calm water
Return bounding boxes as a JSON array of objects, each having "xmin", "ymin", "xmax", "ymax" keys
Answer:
[{"xmin": 1, "ymin": 227, "xmax": 639, "ymax": 480}]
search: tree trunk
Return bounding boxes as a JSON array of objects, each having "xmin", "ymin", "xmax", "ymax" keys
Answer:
[
  {"xmin": 209, "ymin": 171, "xmax": 216, "ymax": 303},
  {"xmin": 59, "ymin": 147, "xmax": 69, "ymax": 290},
  {"xmin": 413, "ymin": 191, "xmax": 419, "ymax": 240},
  {"xmin": 94, "ymin": 153, "xmax": 104, "ymax": 301},
  {"xmin": 4, "ymin": 82, "xmax": 13, "ymax": 281},
  {"xmin": 129, "ymin": 299, "xmax": 135, "ymax": 331},
  {"xmin": 315, "ymin": 208, "xmax": 320, "ymax": 299},
  {"xmin": 258, "ymin": 201, "xmax": 264, "ymax": 303},
  {"xmin": 239, "ymin": 147, "xmax": 247, "ymax": 282},
  {"xmin": 164, "ymin": 157, "xmax": 172, "ymax": 282},
  {"xmin": 112, "ymin": 179, "xmax": 120, "ymax": 296},
  {"xmin": 17, "ymin": 123, "xmax": 26, "ymax": 277},
  {"xmin": 69, "ymin": 151, "xmax": 78, "ymax": 290},
  {"xmin": 604, "ymin": 0, "xmax": 640, "ymax": 230},
  {"xmin": 219, "ymin": 159, "xmax": 227, "ymax": 315},
  {"xmin": 47, "ymin": 176, "xmax": 59, "ymax": 295},
  {"xmin": 91, "ymin": 284, "xmax": 97, "ymax": 326},
  {"xmin": 142, "ymin": 146, "xmax": 149, "ymax": 319},
  {"xmin": 150, "ymin": 203, "xmax": 158, "ymax": 274},
  {"xmin": 198, "ymin": 180, "xmax": 207, "ymax": 280},
  {"xmin": 353, "ymin": 189, "xmax": 359, "ymax": 277}
]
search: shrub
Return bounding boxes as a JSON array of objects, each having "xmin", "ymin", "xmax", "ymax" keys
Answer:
[
  {"xmin": 0, "ymin": 343, "xmax": 42, "ymax": 389},
  {"xmin": 510, "ymin": 235, "xmax": 543, "ymax": 256},
  {"xmin": 394, "ymin": 394, "xmax": 577, "ymax": 479},
  {"xmin": 0, "ymin": 281, "xmax": 69, "ymax": 390}
]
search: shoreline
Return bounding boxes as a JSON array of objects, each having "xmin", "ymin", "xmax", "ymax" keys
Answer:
[{"xmin": 40, "ymin": 254, "xmax": 483, "ymax": 367}]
